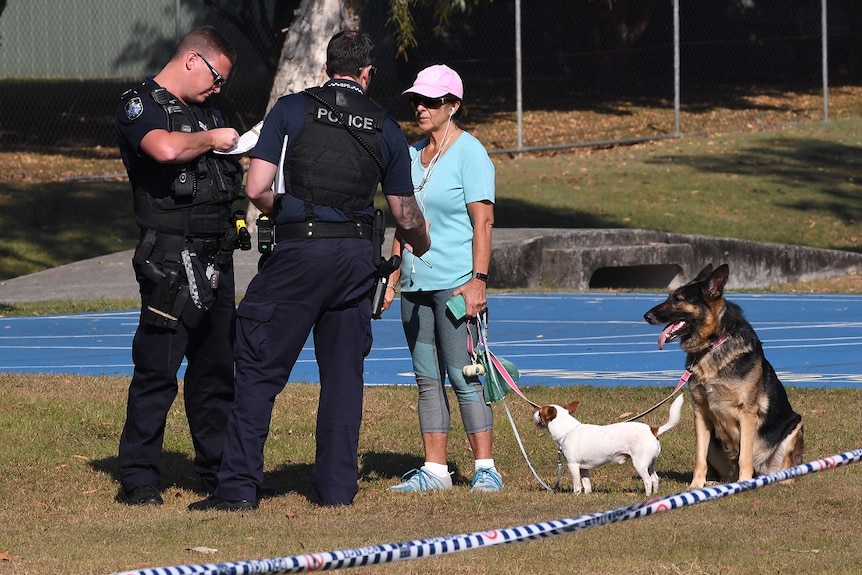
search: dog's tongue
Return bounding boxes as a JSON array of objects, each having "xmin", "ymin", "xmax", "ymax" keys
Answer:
[
  {"xmin": 658, "ymin": 328, "xmax": 670, "ymax": 350},
  {"xmin": 657, "ymin": 322, "xmax": 682, "ymax": 350}
]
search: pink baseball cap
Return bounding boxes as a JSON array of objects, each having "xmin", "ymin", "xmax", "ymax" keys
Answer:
[{"xmin": 402, "ymin": 64, "xmax": 463, "ymax": 100}]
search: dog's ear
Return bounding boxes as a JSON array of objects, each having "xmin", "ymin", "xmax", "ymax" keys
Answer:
[
  {"xmin": 693, "ymin": 264, "xmax": 714, "ymax": 283},
  {"xmin": 562, "ymin": 400, "xmax": 579, "ymax": 414},
  {"xmin": 705, "ymin": 264, "xmax": 729, "ymax": 299},
  {"xmin": 538, "ymin": 405, "xmax": 557, "ymax": 423}
]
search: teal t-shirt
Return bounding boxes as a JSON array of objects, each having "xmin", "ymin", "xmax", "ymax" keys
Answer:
[{"xmin": 400, "ymin": 131, "xmax": 495, "ymax": 292}]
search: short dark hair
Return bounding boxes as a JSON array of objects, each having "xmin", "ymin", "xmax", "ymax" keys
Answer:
[
  {"xmin": 176, "ymin": 26, "xmax": 237, "ymax": 66},
  {"xmin": 325, "ymin": 30, "xmax": 375, "ymax": 78}
]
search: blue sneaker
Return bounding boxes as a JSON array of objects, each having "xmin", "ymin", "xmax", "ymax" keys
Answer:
[
  {"xmin": 388, "ymin": 467, "xmax": 453, "ymax": 492},
  {"xmin": 470, "ymin": 467, "xmax": 503, "ymax": 493}
]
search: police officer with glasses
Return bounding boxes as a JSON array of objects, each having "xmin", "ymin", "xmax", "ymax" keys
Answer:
[{"xmin": 115, "ymin": 26, "xmax": 246, "ymax": 506}]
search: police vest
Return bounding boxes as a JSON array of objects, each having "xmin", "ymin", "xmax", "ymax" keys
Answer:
[
  {"xmin": 284, "ymin": 86, "xmax": 385, "ymax": 213},
  {"xmin": 124, "ymin": 82, "xmax": 244, "ymax": 236}
]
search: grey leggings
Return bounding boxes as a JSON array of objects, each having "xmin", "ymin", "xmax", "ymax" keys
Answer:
[{"xmin": 401, "ymin": 289, "xmax": 494, "ymax": 435}]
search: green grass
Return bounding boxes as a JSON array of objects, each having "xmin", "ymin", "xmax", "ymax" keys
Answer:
[
  {"xmin": 0, "ymin": 298, "xmax": 141, "ymax": 317},
  {"xmin": 1, "ymin": 374, "xmax": 860, "ymax": 574},
  {"xmin": 490, "ymin": 119, "xmax": 862, "ymax": 252},
  {"xmin": 0, "ymin": 179, "xmax": 139, "ymax": 280}
]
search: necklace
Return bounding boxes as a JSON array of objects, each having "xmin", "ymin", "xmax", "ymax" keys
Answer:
[
  {"xmin": 414, "ymin": 119, "xmax": 456, "ymax": 196},
  {"xmin": 410, "ymin": 119, "xmax": 457, "ymax": 275}
]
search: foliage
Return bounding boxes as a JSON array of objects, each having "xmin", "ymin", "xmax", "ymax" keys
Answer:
[
  {"xmin": 387, "ymin": 0, "xmax": 419, "ymax": 58},
  {"xmin": 202, "ymin": 0, "xmax": 493, "ymax": 63},
  {"xmin": 201, "ymin": 0, "xmax": 300, "ymax": 74},
  {"xmin": 381, "ymin": 0, "xmax": 500, "ymax": 58}
]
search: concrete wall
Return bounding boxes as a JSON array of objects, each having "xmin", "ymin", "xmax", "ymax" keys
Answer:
[{"xmin": 489, "ymin": 229, "xmax": 862, "ymax": 290}]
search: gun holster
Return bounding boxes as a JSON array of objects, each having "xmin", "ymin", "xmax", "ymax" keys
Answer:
[
  {"xmin": 133, "ymin": 229, "xmax": 166, "ymax": 284},
  {"xmin": 134, "ymin": 229, "xmax": 189, "ymax": 330},
  {"xmin": 144, "ymin": 268, "xmax": 189, "ymax": 330},
  {"xmin": 371, "ymin": 255, "xmax": 401, "ymax": 320}
]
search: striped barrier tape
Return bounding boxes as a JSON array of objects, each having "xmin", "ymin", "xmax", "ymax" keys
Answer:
[{"xmin": 110, "ymin": 448, "xmax": 862, "ymax": 575}]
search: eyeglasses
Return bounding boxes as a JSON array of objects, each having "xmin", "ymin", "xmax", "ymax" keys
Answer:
[
  {"xmin": 409, "ymin": 95, "xmax": 449, "ymax": 110},
  {"xmin": 194, "ymin": 52, "xmax": 225, "ymax": 87}
]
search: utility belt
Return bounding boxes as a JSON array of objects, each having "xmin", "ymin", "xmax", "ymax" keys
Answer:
[
  {"xmin": 273, "ymin": 221, "xmax": 373, "ymax": 242},
  {"xmin": 133, "ymin": 229, "xmax": 232, "ymax": 330},
  {"xmin": 153, "ymin": 233, "xmax": 223, "ymax": 263}
]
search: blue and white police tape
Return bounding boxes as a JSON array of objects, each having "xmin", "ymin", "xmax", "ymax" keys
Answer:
[{"xmin": 110, "ymin": 448, "xmax": 862, "ymax": 575}]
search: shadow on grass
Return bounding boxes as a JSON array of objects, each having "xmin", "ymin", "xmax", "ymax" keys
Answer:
[
  {"xmin": 376, "ymin": 196, "xmax": 619, "ymax": 230},
  {"xmin": 660, "ymin": 470, "xmax": 692, "ymax": 486},
  {"xmin": 90, "ymin": 449, "xmax": 474, "ymax": 502},
  {"xmin": 361, "ymin": 451, "xmax": 470, "ymax": 486},
  {"xmin": 90, "ymin": 451, "xmax": 217, "ymax": 500},
  {"xmin": 261, "ymin": 463, "xmax": 317, "ymax": 501},
  {"xmin": 493, "ymin": 199, "xmax": 617, "ymax": 229},
  {"xmin": 0, "ymin": 179, "xmax": 139, "ymax": 281},
  {"xmin": 647, "ymin": 137, "xmax": 862, "ymax": 252},
  {"xmin": 90, "ymin": 451, "xmax": 320, "ymax": 502}
]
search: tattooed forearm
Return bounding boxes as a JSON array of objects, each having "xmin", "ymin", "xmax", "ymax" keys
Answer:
[
  {"xmin": 398, "ymin": 196, "xmax": 425, "ymax": 230},
  {"xmin": 393, "ymin": 195, "xmax": 431, "ymax": 256}
]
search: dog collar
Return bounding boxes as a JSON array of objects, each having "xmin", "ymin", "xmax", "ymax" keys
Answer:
[
  {"xmin": 557, "ymin": 428, "xmax": 574, "ymax": 453},
  {"xmin": 686, "ymin": 332, "xmax": 731, "ymax": 371}
]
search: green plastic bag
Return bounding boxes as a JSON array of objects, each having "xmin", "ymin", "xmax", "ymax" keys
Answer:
[{"xmin": 478, "ymin": 350, "xmax": 520, "ymax": 404}]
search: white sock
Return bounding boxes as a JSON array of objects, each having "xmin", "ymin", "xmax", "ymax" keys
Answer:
[
  {"xmin": 475, "ymin": 459, "xmax": 495, "ymax": 471},
  {"xmin": 423, "ymin": 462, "xmax": 449, "ymax": 478}
]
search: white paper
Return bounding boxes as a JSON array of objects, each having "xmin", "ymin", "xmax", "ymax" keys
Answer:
[
  {"xmin": 274, "ymin": 135, "xmax": 289, "ymax": 195},
  {"xmin": 213, "ymin": 120, "xmax": 263, "ymax": 155}
]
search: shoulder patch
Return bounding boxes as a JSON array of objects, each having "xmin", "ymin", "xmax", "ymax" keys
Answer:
[{"xmin": 125, "ymin": 96, "xmax": 144, "ymax": 120}]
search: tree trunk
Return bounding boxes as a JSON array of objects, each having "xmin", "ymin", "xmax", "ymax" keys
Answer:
[{"xmin": 246, "ymin": 0, "xmax": 366, "ymax": 230}]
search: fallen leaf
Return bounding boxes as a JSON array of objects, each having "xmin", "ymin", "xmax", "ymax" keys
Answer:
[
  {"xmin": 186, "ymin": 547, "xmax": 218, "ymax": 555},
  {"xmin": 0, "ymin": 550, "xmax": 21, "ymax": 562}
]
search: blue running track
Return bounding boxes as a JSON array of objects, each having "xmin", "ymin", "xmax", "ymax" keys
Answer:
[{"xmin": 1, "ymin": 293, "xmax": 861, "ymax": 388}]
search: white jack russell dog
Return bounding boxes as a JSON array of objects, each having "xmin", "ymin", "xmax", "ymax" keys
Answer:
[{"xmin": 533, "ymin": 394, "xmax": 684, "ymax": 495}]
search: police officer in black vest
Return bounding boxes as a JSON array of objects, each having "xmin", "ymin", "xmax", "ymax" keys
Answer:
[
  {"xmin": 115, "ymin": 26, "xmax": 247, "ymax": 506},
  {"xmin": 189, "ymin": 30, "xmax": 431, "ymax": 510}
]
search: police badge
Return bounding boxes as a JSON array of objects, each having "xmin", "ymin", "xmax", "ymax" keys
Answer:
[{"xmin": 125, "ymin": 96, "xmax": 144, "ymax": 120}]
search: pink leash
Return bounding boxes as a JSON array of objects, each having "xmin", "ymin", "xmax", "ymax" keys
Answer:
[
  {"xmin": 466, "ymin": 312, "xmax": 729, "ymax": 422},
  {"xmin": 622, "ymin": 333, "xmax": 729, "ymax": 422},
  {"xmin": 621, "ymin": 370, "xmax": 689, "ymax": 423}
]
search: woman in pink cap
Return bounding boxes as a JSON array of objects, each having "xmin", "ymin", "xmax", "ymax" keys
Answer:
[{"xmin": 383, "ymin": 64, "xmax": 501, "ymax": 493}]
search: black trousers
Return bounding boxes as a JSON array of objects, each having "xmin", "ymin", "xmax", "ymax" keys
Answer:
[
  {"xmin": 214, "ymin": 237, "xmax": 375, "ymax": 505},
  {"xmin": 118, "ymin": 256, "xmax": 236, "ymax": 495}
]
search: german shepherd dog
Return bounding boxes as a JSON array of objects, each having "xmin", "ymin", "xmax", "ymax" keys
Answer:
[{"xmin": 644, "ymin": 263, "xmax": 804, "ymax": 488}]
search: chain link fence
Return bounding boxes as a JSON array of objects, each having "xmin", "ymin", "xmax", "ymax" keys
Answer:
[{"xmin": 1, "ymin": 0, "xmax": 861, "ymax": 158}]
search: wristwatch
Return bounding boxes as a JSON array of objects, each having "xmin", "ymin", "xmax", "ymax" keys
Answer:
[{"xmin": 473, "ymin": 272, "xmax": 488, "ymax": 282}]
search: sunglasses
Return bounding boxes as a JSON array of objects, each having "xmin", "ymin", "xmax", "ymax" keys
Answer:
[
  {"xmin": 194, "ymin": 52, "xmax": 225, "ymax": 87},
  {"xmin": 409, "ymin": 95, "xmax": 450, "ymax": 110}
]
